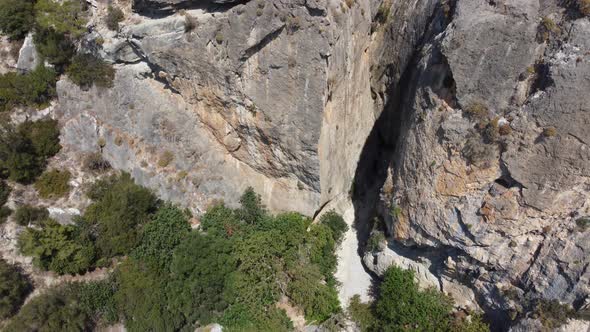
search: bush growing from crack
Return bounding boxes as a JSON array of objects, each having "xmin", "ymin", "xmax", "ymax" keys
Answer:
[
  {"xmin": 66, "ymin": 54, "xmax": 115, "ymax": 89},
  {"xmin": 105, "ymin": 6, "xmax": 124, "ymax": 31}
]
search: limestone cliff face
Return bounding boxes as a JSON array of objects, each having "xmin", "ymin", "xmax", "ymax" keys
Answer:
[
  {"xmin": 58, "ymin": 0, "xmax": 439, "ymax": 215},
  {"xmin": 52, "ymin": 0, "xmax": 590, "ymax": 329},
  {"xmin": 361, "ymin": 0, "xmax": 590, "ymax": 329}
]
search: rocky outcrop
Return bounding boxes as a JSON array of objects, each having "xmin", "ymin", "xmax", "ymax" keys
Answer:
[
  {"xmin": 16, "ymin": 33, "xmax": 39, "ymax": 72},
  {"xmin": 364, "ymin": 0, "xmax": 590, "ymax": 329}
]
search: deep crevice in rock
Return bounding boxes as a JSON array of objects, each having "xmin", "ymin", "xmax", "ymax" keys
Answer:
[{"xmin": 239, "ymin": 25, "xmax": 285, "ymax": 62}]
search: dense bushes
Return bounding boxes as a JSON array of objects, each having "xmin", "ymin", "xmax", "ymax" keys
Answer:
[
  {"xmin": 0, "ymin": 65, "xmax": 57, "ymax": 112},
  {"xmin": 35, "ymin": 169, "xmax": 71, "ymax": 199},
  {"xmin": 33, "ymin": 28, "xmax": 76, "ymax": 67},
  {"xmin": 0, "ymin": 259, "xmax": 32, "ymax": 319},
  {"xmin": 66, "ymin": 54, "xmax": 116, "ymax": 89},
  {"xmin": 14, "ymin": 204, "xmax": 49, "ymax": 226},
  {"xmin": 34, "ymin": 0, "xmax": 87, "ymax": 37},
  {"xmin": 375, "ymin": 266, "xmax": 455, "ymax": 331},
  {"xmin": 18, "ymin": 219, "xmax": 96, "ymax": 275},
  {"xmin": 105, "ymin": 6, "xmax": 124, "ymax": 31},
  {"xmin": 0, "ymin": 180, "xmax": 11, "ymax": 222},
  {"xmin": 12, "ymin": 183, "xmax": 347, "ymax": 330},
  {"xmin": 347, "ymin": 266, "xmax": 490, "ymax": 332},
  {"xmin": 0, "ymin": 0, "xmax": 34, "ymax": 40},
  {"xmin": 5, "ymin": 283, "xmax": 97, "ymax": 332},
  {"xmin": 83, "ymin": 173, "xmax": 159, "ymax": 258},
  {"xmin": 17, "ymin": 173, "xmax": 158, "ymax": 275},
  {"xmin": 0, "ymin": 119, "xmax": 61, "ymax": 183}
]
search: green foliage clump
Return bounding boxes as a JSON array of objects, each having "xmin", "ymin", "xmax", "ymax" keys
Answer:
[
  {"xmin": 132, "ymin": 204, "xmax": 191, "ymax": 271},
  {"xmin": 375, "ymin": 266, "xmax": 454, "ymax": 331},
  {"xmin": 0, "ymin": 205, "xmax": 11, "ymax": 223},
  {"xmin": 18, "ymin": 219, "xmax": 96, "ymax": 275},
  {"xmin": 0, "ymin": 65, "xmax": 57, "ymax": 112},
  {"xmin": 0, "ymin": 119, "xmax": 61, "ymax": 184},
  {"xmin": 368, "ymin": 231, "xmax": 386, "ymax": 253},
  {"xmin": 12, "ymin": 187, "xmax": 348, "ymax": 330},
  {"xmin": 288, "ymin": 264, "xmax": 340, "ymax": 322},
  {"xmin": 66, "ymin": 53, "xmax": 116, "ymax": 89},
  {"xmin": 344, "ymin": 266, "xmax": 490, "ymax": 332},
  {"xmin": 533, "ymin": 299, "xmax": 575, "ymax": 329},
  {"xmin": 114, "ymin": 188, "xmax": 344, "ymax": 330},
  {"xmin": 83, "ymin": 173, "xmax": 158, "ymax": 258},
  {"xmin": 348, "ymin": 294, "xmax": 377, "ymax": 332},
  {"xmin": 114, "ymin": 259, "xmax": 179, "ymax": 332},
  {"xmin": 34, "ymin": 0, "xmax": 87, "ymax": 38},
  {"xmin": 576, "ymin": 217, "xmax": 590, "ymax": 231},
  {"xmin": 319, "ymin": 210, "xmax": 348, "ymax": 243},
  {"xmin": 82, "ymin": 152, "xmax": 110, "ymax": 172},
  {"xmin": 35, "ymin": 169, "xmax": 71, "ymax": 199},
  {"xmin": 5, "ymin": 284, "xmax": 93, "ymax": 332},
  {"xmin": 14, "ymin": 204, "xmax": 49, "ymax": 226},
  {"xmin": 167, "ymin": 232, "xmax": 236, "ymax": 326},
  {"xmin": 105, "ymin": 6, "xmax": 124, "ymax": 31},
  {"xmin": 0, "ymin": 179, "xmax": 10, "ymax": 206},
  {"xmin": 76, "ymin": 280, "xmax": 118, "ymax": 325},
  {"xmin": 0, "ymin": 0, "xmax": 34, "ymax": 40},
  {"xmin": 0, "ymin": 258, "xmax": 32, "ymax": 319},
  {"xmin": 33, "ymin": 28, "xmax": 76, "ymax": 67},
  {"xmin": 237, "ymin": 186, "xmax": 267, "ymax": 224}
]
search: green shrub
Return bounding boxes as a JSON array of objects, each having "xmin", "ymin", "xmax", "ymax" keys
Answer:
[
  {"xmin": 76, "ymin": 280, "xmax": 118, "ymax": 324},
  {"xmin": 0, "ymin": 258, "xmax": 32, "ymax": 319},
  {"xmin": 34, "ymin": 0, "xmax": 87, "ymax": 37},
  {"xmin": 35, "ymin": 169, "xmax": 71, "ymax": 199},
  {"xmin": 0, "ymin": 206, "xmax": 11, "ymax": 223},
  {"xmin": 348, "ymin": 294, "xmax": 377, "ymax": 332},
  {"xmin": 288, "ymin": 264, "xmax": 340, "ymax": 322},
  {"xmin": 167, "ymin": 233, "xmax": 237, "ymax": 326},
  {"xmin": 237, "ymin": 186, "xmax": 266, "ymax": 225},
  {"xmin": 4, "ymin": 284, "xmax": 94, "ymax": 332},
  {"xmin": 82, "ymin": 152, "xmax": 110, "ymax": 172},
  {"xmin": 66, "ymin": 53, "xmax": 116, "ymax": 89},
  {"xmin": 0, "ymin": 179, "xmax": 10, "ymax": 206},
  {"xmin": 157, "ymin": 150, "xmax": 174, "ymax": 167},
  {"xmin": 543, "ymin": 126, "xmax": 557, "ymax": 137},
  {"xmin": 533, "ymin": 299, "xmax": 575, "ymax": 329},
  {"xmin": 0, "ymin": 119, "xmax": 61, "ymax": 184},
  {"xmin": 368, "ymin": 231, "xmax": 386, "ymax": 252},
  {"xmin": 18, "ymin": 219, "xmax": 96, "ymax": 275},
  {"xmin": 576, "ymin": 217, "xmax": 590, "ymax": 231},
  {"xmin": 113, "ymin": 259, "xmax": 179, "ymax": 332},
  {"xmin": 83, "ymin": 173, "xmax": 158, "ymax": 258},
  {"xmin": 18, "ymin": 119, "xmax": 62, "ymax": 158},
  {"xmin": 375, "ymin": 266, "xmax": 454, "ymax": 331},
  {"xmin": 33, "ymin": 28, "xmax": 76, "ymax": 67},
  {"xmin": 320, "ymin": 210, "xmax": 348, "ymax": 243},
  {"xmin": 0, "ymin": 65, "xmax": 57, "ymax": 112},
  {"xmin": 14, "ymin": 204, "xmax": 49, "ymax": 226},
  {"xmin": 464, "ymin": 102, "xmax": 489, "ymax": 123},
  {"xmin": 105, "ymin": 6, "xmax": 124, "ymax": 31},
  {"xmin": 132, "ymin": 204, "xmax": 191, "ymax": 271},
  {"xmin": 308, "ymin": 223, "xmax": 339, "ymax": 282},
  {"xmin": 375, "ymin": 3, "xmax": 390, "ymax": 24},
  {"xmin": 0, "ymin": 0, "xmax": 34, "ymax": 40}
]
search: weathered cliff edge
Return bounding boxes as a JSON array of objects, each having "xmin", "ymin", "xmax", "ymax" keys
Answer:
[{"xmin": 49, "ymin": 0, "xmax": 589, "ymax": 329}]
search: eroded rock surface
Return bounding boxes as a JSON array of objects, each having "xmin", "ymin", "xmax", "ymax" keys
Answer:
[{"xmin": 367, "ymin": 0, "xmax": 590, "ymax": 329}]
